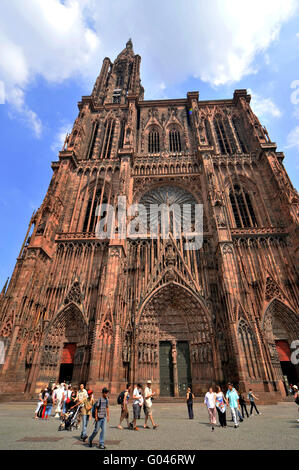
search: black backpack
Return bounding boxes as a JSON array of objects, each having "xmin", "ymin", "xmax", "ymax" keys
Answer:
[{"xmin": 117, "ymin": 391, "xmax": 125, "ymax": 405}]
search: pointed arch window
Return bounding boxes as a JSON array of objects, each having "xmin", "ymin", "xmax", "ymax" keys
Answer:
[
  {"xmin": 83, "ymin": 189, "xmax": 108, "ymax": 233},
  {"xmin": 148, "ymin": 130, "xmax": 160, "ymax": 153},
  {"xmin": 205, "ymin": 119, "xmax": 214, "ymax": 146},
  {"xmin": 238, "ymin": 320, "xmax": 259, "ymax": 379},
  {"xmin": 119, "ymin": 120, "xmax": 125, "ymax": 149},
  {"xmin": 116, "ymin": 73, "xmax": 124, "ymax": 88},
  {"xmin": 87, "ymin": 122, "xmax": 99, "ymax": 159},
  {"xmin": 214, "ymin": 117, "xmax": 236, "ymax": 154},
  {"xmin": 232, "ymin": 117, "xmax": 247, "ymax": 153},
  {"xmin": 169, "ymin": 129, "xmax": 182, "ymax": 153},
  {"xmin": 229, "ymin": 184, "xmax": 258, "ymax": 228},
  {"xmin": 100, "ymin": 120, "xmax": 115, "ymax": 159}
]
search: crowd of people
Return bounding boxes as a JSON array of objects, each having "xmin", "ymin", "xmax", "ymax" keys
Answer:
[
  {"xmin": 33, "ymin": 379, "xmax": 299, "ymax": 449},
  {"xmin": 203, "ymin": 383, "xmax": 261, "ymax": 431}
]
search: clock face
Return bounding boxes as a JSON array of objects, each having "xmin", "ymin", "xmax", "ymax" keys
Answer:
[{"xmin": 139, "ymin": 185, "xmax": 198, "ymax": 236}]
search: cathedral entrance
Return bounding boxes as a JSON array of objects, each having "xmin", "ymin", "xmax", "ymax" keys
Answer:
[
  {"xmin": 136, "ymin": 283, "xmax": 214, "ymax": 396},
  {"xmin": 275, "ymin": 340, "xmax": 298, "ymax": 386},
  {"xmin": 58, "ymin": 343, "xmax": 76, "ymax": 384},
  {"xmin": 263, "ymin": 299, "xmax": 299, "ymax": 390},
  {"xmin": 159, "ymin": 342, "xmax": 174, "ymax": 396},
  {"xmin": 37, "ymin": 303, "xmax": 88, "ymax": 389}
]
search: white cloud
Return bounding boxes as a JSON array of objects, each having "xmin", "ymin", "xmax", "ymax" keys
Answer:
[
  {"xmin": 87, "ymin": 0, "xmax": 297, "ymax": 91},
  {"xmin": 51, "ymin": 122, "xmax": 73, "ymax": 153},
  {"xmin": 286, "ymin": 126, "xmax": 299, "ymax": 150},
  {"xmin": 0, "ymin": 81, "xmax": 5, "ymax": 104},
  {"xmin": 0, "ymin": 0, "xmax": 297, "ymax": 129},
  {"xmin": 248, "ymin": 89, "xmax": 282, "ymax": 122},
  {"xmin": 0, "ymin": 0, "xmax": 100, "ymax": 136}
]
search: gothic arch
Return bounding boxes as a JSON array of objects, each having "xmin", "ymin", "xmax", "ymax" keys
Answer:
[
  {"xmin": 133, "ymin": 181, "xmax": 202, "ymax": 206},
  {"xmin": 38, "ymin": 303, "xmax": 89, "ymax": 386},
  {"xmin": 262, "ymin": 298, "xmax": 299, "ymax": 383},
  {"xmin": 44, "ymin": 302, "xmax": 88, "ymax": 341},
  {"xmin": 237, "ymin": 316, "xmax": 261, "ymax": 379},
  {"xmin": 262, "ymin": 298, "xmax": 299, "ymax": 342},
  {"xmin": 136, "ymin": 281, "xmax": 212, "ymax": 329},
  {"xmin": 134, "ymin": 282, "xmax": 215, "ymax": 394}
]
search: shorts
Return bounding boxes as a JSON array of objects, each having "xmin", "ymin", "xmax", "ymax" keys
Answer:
[
  {"xmin": 144, "ymin": 405, "xmax": 152, "ymax": 417},
  {"xmin": 133, "ymin": 404, "xmax": 140, "ymax": 420}
]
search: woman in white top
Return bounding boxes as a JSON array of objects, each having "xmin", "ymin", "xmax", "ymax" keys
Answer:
[{"xmin": 204, "ymin": 387, "xmax": 217, "ymax": 432}]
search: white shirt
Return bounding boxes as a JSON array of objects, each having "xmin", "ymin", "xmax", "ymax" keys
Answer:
[
  {"xmin": 204, "ymin": 392, "xmax": 216, "ymax": 409},
  {"xmin": 133, "ymin": 387, "xmax": 142, "ymax": 405},
  {"xmin": 144, "ymin": 386, "xmax": 152, "ymax": 408}
]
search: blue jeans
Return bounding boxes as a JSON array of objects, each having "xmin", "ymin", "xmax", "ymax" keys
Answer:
[
  {"xmin": 89, "ymin": 417, "xmax": 106, "ymax": 446},
  {"xmin": 45, "ymin": 404, "xmax": 52, "ymax": 418},
  {"xmin": 81, "ymin": 414, "xmax": 90, "ymax": 438}
]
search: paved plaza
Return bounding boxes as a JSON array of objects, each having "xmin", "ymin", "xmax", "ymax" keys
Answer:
[{"xmin": 0, "ymin": 401, "xmax": 298, "ymax": 451}]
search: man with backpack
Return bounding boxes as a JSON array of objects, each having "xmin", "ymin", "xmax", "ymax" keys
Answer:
[
  {"xmin": 88, "ymin": 387, "xmax": 109, "ymax": 449},
  {"xmin": 117, "ymin": 384, "xmax": 131, "ymax": 430}
]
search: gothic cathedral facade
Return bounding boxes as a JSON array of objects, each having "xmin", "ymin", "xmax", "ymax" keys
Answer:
[{"xmin": 0, "ymin": 40, "xmax": 298, "ymax": 401}]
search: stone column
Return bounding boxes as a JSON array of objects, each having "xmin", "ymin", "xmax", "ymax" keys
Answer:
[{"xmin": 172, "ymin": 341, "xmax": 179, "ymax": 397}]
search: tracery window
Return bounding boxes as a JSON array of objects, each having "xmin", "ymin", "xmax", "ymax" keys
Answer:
[
  {"xmin": 87, "ymin": 122, "xmax": 99, "ymax": 159},
  {"xmin": 169, "ymin": 129, "xmax": 182, "ymax": 153},
  {"xmin": 116, "ymin": 74, "xmax": 124, "ymax": 87},
  {"xmin": 238, "ymin": 320, "xmax": 259, "ymax": 379},
  {"xmin": 214, "ymin": 117, "xmax": 236, "ymax": 154},
  {"xmin": 232, "ymin": 117, "xmax": 247, "ymax": 153},
  {"xmin": 148, "ymin": 131, "xmax": 160, "ymax": 153},
  {"xmin": 229, "ymin": 184, "xmax": 258, "ymax": 228},
  {"xmin": 83, "ymin": 190, "xmax": 108, "ymax": 233},
  {"xmin": 100, "ymin": 120, "xmax": 115, "ymax": 159},
  {"xmin": 139, "ymin": 185, "xmax": 198, "ymax": 237}
]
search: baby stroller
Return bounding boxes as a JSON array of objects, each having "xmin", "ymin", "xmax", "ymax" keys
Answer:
[{"xmin": 58, "ymin": 404, "xmax": 82, "ymax": 431}]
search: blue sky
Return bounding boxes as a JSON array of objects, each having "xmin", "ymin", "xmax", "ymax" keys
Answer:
[{"xmin": 0, "ymin": 0, "xmax": 299, "ymax": 288}]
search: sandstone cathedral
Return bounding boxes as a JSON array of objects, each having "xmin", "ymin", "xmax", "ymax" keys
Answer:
[{"xmin": 0, "ymin": 40, "xmax": 298, "ymax": 402}]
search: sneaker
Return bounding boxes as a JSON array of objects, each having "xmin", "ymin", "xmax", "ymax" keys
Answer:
[
  {"xmin": 234, "ymin": 425, "xmax": 239, "ymax": 429},
  {"xmin": 82, "ymin": 436, "xmax": 88, "ymax": 443},
  {"xmin": 88, "ymin": 440, "xmax": 93, "ymax": 448},
  {"xmin": 99, "ymin": 445, "xmax": 106, "ymax": 449}
]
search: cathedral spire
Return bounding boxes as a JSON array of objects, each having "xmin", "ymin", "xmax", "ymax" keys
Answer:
[
  {"xmin": 0, "ymin": 278, "xmax": 9, "ymax": 296},
  {"xmin": 126, "ymin": 38, "xmax": 133, "ymax": 50},
  {"xmin": 92, "ymin": 39, "xmax": 143, "ymax": 104}
]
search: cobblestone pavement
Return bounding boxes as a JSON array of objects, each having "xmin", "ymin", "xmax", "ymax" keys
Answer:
[{"xmin": 0, "ymin": 401, "xmax": 298, "ymax": 450}]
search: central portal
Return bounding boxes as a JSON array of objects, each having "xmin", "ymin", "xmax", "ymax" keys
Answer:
[
  {"xmin": 136, "ymin": 284, "xmax": 213, "ymax": 396},
  {"xmin": 159, "ymin": 341, "xmax": 192, "ymax": 397},
  {"xmin": 159, "ymin": 342, "xmax": 174, "ymax": 396}
]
